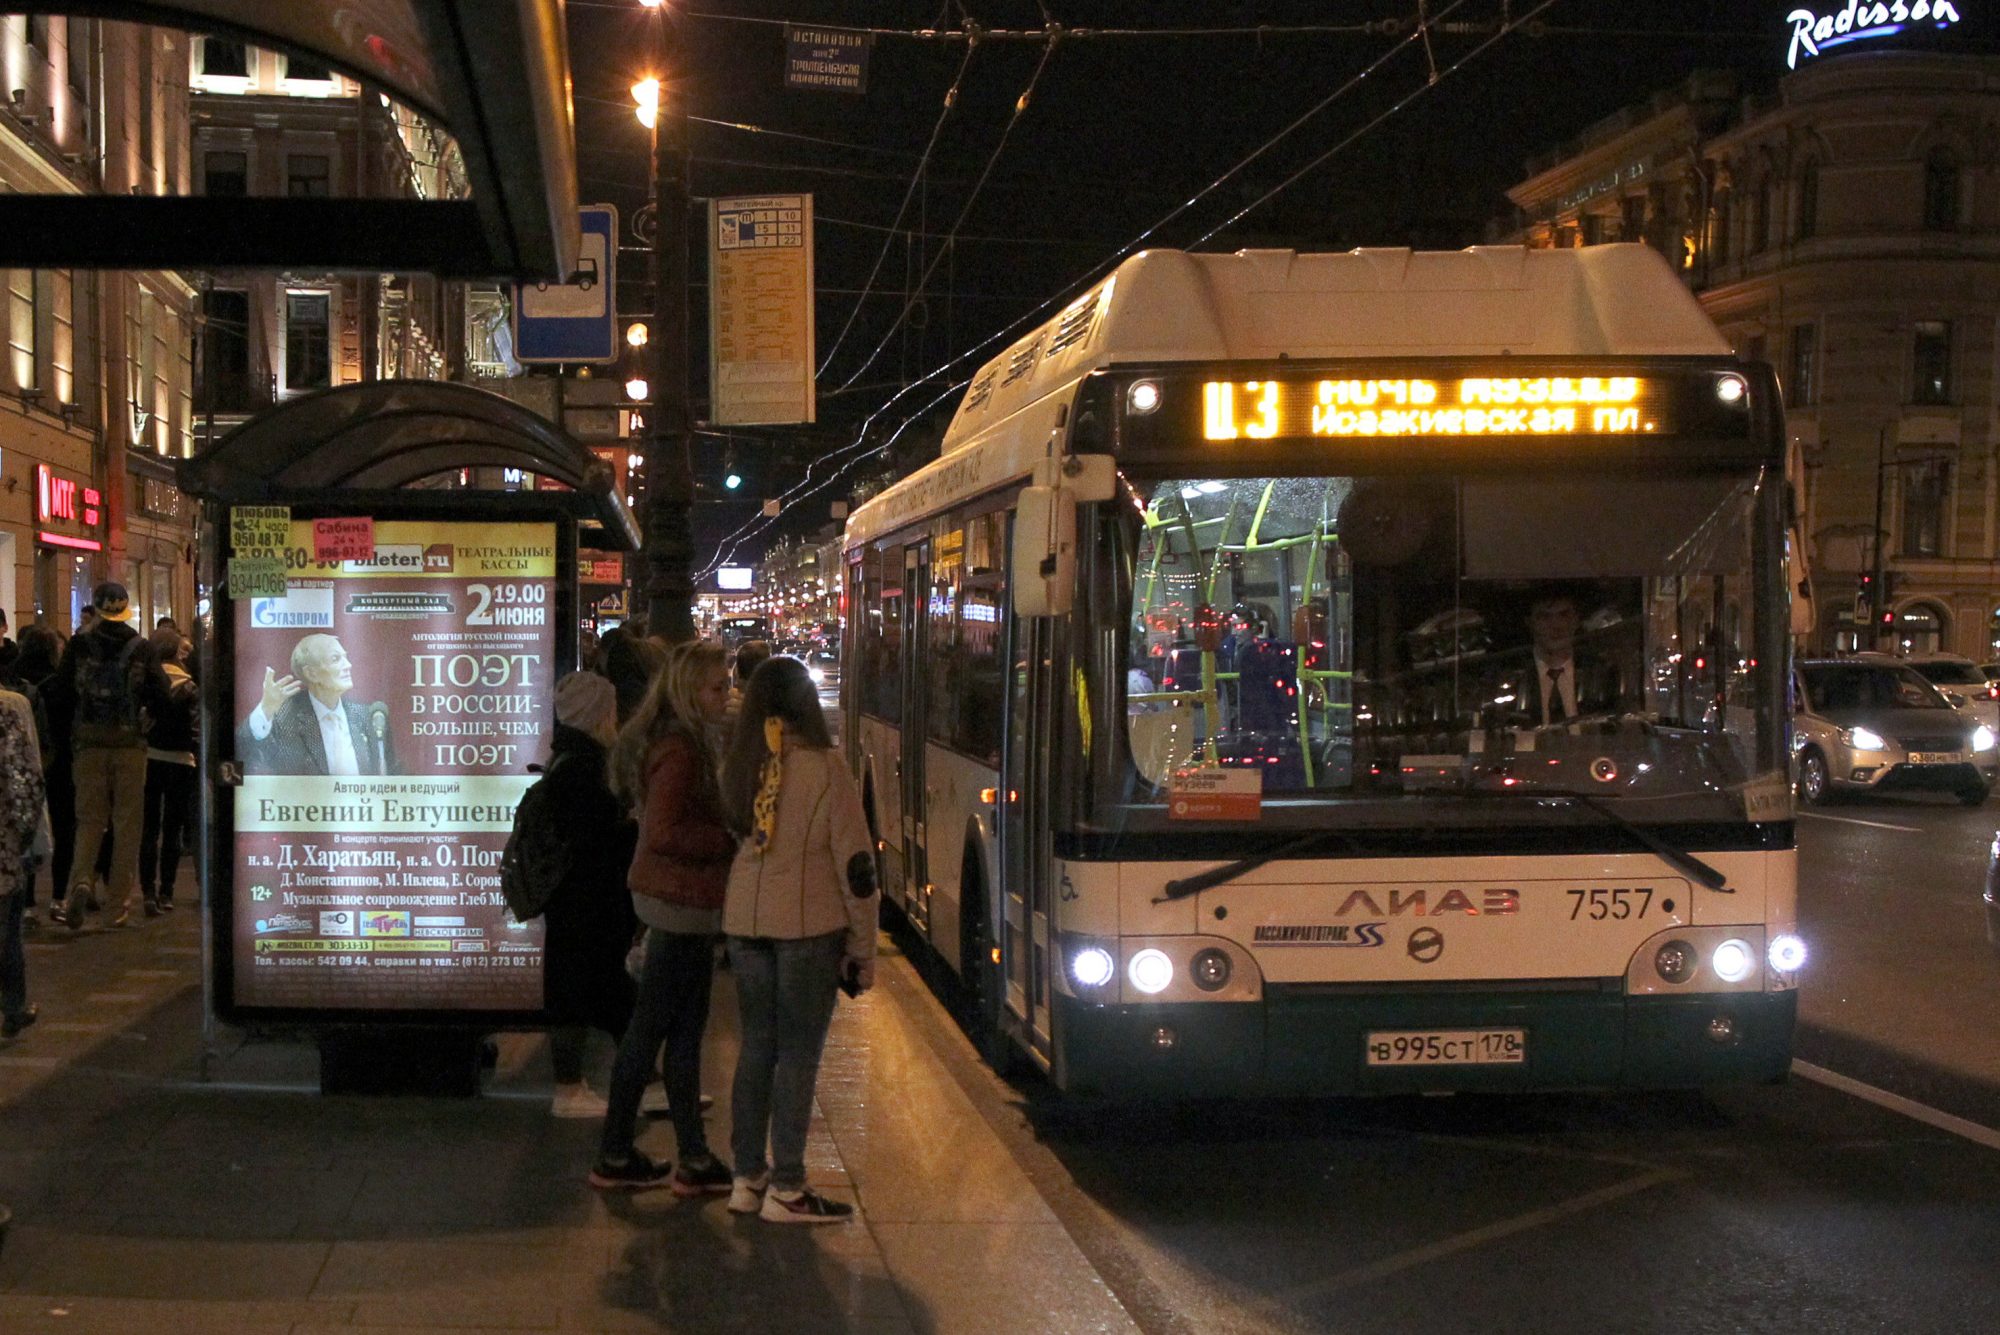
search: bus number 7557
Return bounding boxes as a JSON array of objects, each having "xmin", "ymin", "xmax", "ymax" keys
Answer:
[{"xmin": 1566, "ymin": 887, "xmax": 1653, "ymax": 920}]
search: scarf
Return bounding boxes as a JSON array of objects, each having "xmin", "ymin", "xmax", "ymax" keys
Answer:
[{"xmin": 750, "ymin": 716, "xmax": 784, "ymax": 856}]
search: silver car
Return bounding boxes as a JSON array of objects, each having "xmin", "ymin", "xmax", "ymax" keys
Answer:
[
  {"xmin": 1794, "ymin": 656, "xmax": 1998, "ymax": 806},
  {"xmin": 1903, "ymin": 654, "xmax": 2000, "ymax": 733}
]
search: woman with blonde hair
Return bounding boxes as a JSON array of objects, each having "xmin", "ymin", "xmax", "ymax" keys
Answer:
[
  {"xmin": 589, "ymin": 639, "xmax": 738, "ymax": 1193},
  {"xmin": 719, "ymin": 655, "xmax": 876, "ymax": 1223}
]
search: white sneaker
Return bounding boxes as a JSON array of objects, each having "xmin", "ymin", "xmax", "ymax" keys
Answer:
[
  {"xmin": 727, "ymin": 1171, "xmax": 770, "ymax": 1214},
  {"xmin": 551, "ymin": 1082, "xmax": 609, "ymax": 1119},
  {"xmin": 640, "ymin": 1081, "xmax": 670, "ymax": 1114}
]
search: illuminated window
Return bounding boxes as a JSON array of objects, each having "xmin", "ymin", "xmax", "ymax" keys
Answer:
[
  {"xmin": 286, "ymin": 155, "xmax": 331, "ymax": 198},
  {"xmin": 5, "ymin": 270, "xmax": 36, "ymax": 393},
  {"xmin": 203, "ymin": 150, "xmax": 248, "ymax": 197},
  {"xmin": 1796, "ymin": 161, "xmax": 1819, "ymax": 240},
  {"xmin": 201, "ymin": 38, "xmax": 249, "ymax": 79},
  {"xmin": 1900, "ymin": 460, "xmax": 1949, "ymax": 558},
  {"xmin": 1924, "ymin": 148, "xmax": 1960, "ymax": 231},
  {"xmin": 1787, "ymin": 323, "xmax": 1817, "ymax": 408},
  {"xmin": 1894, "ymin": 600, "xmax": 1946, "ymax": 655},
  {"xmin": 1913, "ymin": 321, "xmax": 1952, "ymax": 405},
  {"xmin": 284, "ymin": 292, "xmax": 331, "ymax": 391}
]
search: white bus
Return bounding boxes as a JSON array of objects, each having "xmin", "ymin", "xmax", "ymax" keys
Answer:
[{"xmin": 842, "ymin": 244, "xmax": 1805, "ymax": 1096}]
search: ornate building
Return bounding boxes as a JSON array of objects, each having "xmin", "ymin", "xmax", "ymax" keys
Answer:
[{"xmin": 1506, "ymin": 47, "xmax": 2000, "ymax": 658}]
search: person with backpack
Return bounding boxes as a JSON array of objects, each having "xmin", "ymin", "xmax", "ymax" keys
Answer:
[
  {"xmin": 719, "ymin": 656, "xmax": 877, "ymax": 1223},
  {"xmin": 44, "ymin": 583, "xmax": 171, "ymax": 930},
  {"xmin": 588, "ymin": 640, "xmax": 735, "ymax": 1192},
  {"xmin": 0, "ymin": 682, "xmax": 51, "ymax": 1040},
  {"xmin": 138, "ymin": 630, "xmax": 197, "ymax": 916}
]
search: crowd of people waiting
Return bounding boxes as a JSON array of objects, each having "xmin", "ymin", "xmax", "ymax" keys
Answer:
[{"xmin": 0, "ymin": 581, "xmax": 201, "ymax": 1044}]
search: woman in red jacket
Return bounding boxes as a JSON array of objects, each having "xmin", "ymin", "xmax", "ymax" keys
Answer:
[{"xmin": 588, "ymin": 640, "xmax": 736, "ymax": 1192}]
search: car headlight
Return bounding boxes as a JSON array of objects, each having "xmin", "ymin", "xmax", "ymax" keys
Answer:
[
  {"xmin": 808, "ymin": 666, "xmax": 824, "ymax": 686},
  {"xmin": 1711, "ymin": 938, "xmax": 1756, "ymax": 983},
  {"xmin": 1842, "ymin": 725, "xmax": 1889, "ymax": 751},
  {"xmin": 1975, "ymin": 725, "xmax": 1996, "ymax": 753}
]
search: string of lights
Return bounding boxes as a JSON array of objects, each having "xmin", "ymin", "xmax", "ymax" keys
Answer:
[{"xmin": 696, "ymin": 0, "xmax": 1560, "ymax": 575}]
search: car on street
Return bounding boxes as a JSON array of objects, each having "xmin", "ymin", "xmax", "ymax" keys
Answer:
[
  {"xmin": 1794, "ymin": 655, "xmax": 1999, "ymax": 806},
  {"xmin": 1902, "ymin": 653, "xmax": 2000, "ymax": 732},
  {"xmin": 805, "ymin": 649, "xmax": 841, "ymax": 692}
]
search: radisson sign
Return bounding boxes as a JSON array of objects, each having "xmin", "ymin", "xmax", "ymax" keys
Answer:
[{"xmin": 1786, "ymin": 2, "xmax": 1964, "ymax": 70}]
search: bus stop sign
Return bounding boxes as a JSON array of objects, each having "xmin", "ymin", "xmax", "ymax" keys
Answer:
[{"xmin": 512, "ymin": 205, "xmax": 618, "ymax": 364}]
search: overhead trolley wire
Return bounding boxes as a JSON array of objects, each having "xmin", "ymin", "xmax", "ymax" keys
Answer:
[
  {"xmin": 816, "ymin": 40, "xmax": 979, "ymax": 377},
  {"xmin": 698, "ymin": 0, "xmax": 1553, "ymax": 573},
  {"xmin": 827, "ymin": 34, "xmax": 1060, "ymax": 392}
]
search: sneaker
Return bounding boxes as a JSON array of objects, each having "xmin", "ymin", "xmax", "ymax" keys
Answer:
[
  {"xmin": 20, "ymin": 909, "xmax": 37, "ymax": 933},
  {"xmin": 760, "ymin": 1186, "xmax": 855, "ymax": 1224},
  {"xmin": 550, "ymin": 1082, "xmax": 609, "ymax": 1119},
  {"xmin": 157, "ymin": 900, "xmax": 175, "ymax": 913},
  {"xmin": 587, "ymin": 1150, "xmax": 673, "ymax": 1191},
  {"xmin": 143, "ymin": 898, "xmax": 161, "ymax": 918},
  {"xmin": 727, "ymin": 1171, "xmax": 769, "ymax": 1214},
  {"xmin": 640, "ymin": 1081, "xmax": 670, "ymax": 1115},
  {"xmin": 1, "ymin": 1004, "xmax": 37, "ymax": 1039},
  {"xmin": 670, "ymin": 1154, "xmax": 733, "ymax": 1198},
  {"xmin": 61, "ymin": 901, "xmax": 84, "ymax": 932}
]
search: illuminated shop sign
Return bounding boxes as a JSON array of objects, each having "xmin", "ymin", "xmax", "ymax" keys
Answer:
[
  {"xmin": 1786, "ymin": 2, "xmax": 1963, "ymax": 70},
  {"xmin": 36, "ymin": 463, "xmax": 104, "ymax": 551},
  {"xmin": 1199, "ymin": 377, "xmax": 1658, "ymax": 441}
]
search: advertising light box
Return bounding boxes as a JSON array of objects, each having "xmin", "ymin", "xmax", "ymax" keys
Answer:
[{"xmin": 229, "ymin": 519, "xmax": 556, "ymax": 1012}]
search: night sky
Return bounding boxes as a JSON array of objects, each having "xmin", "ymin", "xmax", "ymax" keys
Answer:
[{"xmin": 559, "ymin": 1, "xmax": 1989, "ymax": 566}]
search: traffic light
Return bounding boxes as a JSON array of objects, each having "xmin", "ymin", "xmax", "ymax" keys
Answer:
[
  {"xmin": 723, "ymin": 448, "xmax": 742, "ymax": 491},
  {"xmin": 1855, "ymin": 572, "xmax": 1874, "ymax": 618}
]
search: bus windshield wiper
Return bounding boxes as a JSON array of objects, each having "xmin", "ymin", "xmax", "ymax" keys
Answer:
[
  {"xmin": 1155, "ymin": 829, "xmax": 1358, "ymax": 904},
  {"xmin": 1461, "ymin": 787, "xmax": 1734, "ymax": 893}
]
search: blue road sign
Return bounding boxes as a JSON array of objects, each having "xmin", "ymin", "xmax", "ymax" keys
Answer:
[{"xmin": 512, "ymin": 205, "xmax": 617, "ymax": 364}]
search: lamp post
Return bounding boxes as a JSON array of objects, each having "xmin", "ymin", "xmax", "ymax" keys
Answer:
[{"xmin": 632, "ymin": 0, "xmax": 697, "ymax": 643}]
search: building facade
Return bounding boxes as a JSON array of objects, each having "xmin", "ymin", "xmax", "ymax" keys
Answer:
[
  {"xmin": 188, "ymin": 35, "xmax": 470, "ymax": 442},
  {"xmin": 1506, "ymin": 47, "xmax": 2000, "ymax": 659},
  {"xmin": 2, "ymin": 15, "xmax": 197, "ymax": 634}
]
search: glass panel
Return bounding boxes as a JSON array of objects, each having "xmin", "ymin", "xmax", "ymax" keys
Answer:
[{"xmin": 1112, "ymin": 471, "xmax": 1775, "ymax": 828}]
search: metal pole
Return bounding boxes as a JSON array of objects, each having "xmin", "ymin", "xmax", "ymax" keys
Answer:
[
  {"xmin": 641, "ymin": 7, "xmax": 698, "ymax": 643},
  {"xmin": 1871, "ymin": 424, "xmax": 1887, "ymax": 650}
]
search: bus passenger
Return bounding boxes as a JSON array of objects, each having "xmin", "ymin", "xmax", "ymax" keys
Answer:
[
  {"xmin": 720, "ymin": 656, "xmax": 876, "ymax": 1223},
  {"xmin": 724, "ymin": 638, "xmax": 773, "ymax": 736}
]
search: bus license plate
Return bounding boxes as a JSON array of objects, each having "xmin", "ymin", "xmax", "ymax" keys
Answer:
[
  {"xmin": 1366, "ymin": 1029, "xmax": 1526, "ymax": 1067},
  {"xmin": 1910, "ymin": 752, "xmax": 1961, "ymax": 765}
]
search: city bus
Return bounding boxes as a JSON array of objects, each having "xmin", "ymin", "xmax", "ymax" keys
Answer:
[{"xmin": 842, "ymin": 244, "xmax": 1805, "ymax": 1096}]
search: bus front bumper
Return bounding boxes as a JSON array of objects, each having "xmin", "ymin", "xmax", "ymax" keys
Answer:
[{"xmin": 1050, "ymin": 987, "xmax": 1797, "ymax": 1099}]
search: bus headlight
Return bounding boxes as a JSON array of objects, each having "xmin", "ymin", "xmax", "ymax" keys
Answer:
[
  {"xmin": 1128, "ymin": 948, "xmax": 1174, "ymax": 995},
  {"xmin": 1711, "ymin": 938, "xmax": 1756, "ymax": 983},
  {"xmin": 1768, "ymin": 933, "xmax": 1808, "ymax": 974},
  {"xmin": 1127, "ymin": 380, "xmax": 1162, "ymax": 414},
  {"xmin": 1189, "ymin": 948, "xmax": 1232, "ymax": 992},
  {"xmin": 1655, "ymin": 939, "xmax": 1698, "ymax": 984},
  {"xmin": 1715, "ymin": 374, "xmax": 1747, "ymax": 405},
  {"xmin": 1069, "ymin": 946, "xmax": 1115, "ymax": 990}
]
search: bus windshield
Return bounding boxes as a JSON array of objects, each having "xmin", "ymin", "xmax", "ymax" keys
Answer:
[{"xmin": 1106, "ymin": 469, "xmax": 1783, "ymax": 829}]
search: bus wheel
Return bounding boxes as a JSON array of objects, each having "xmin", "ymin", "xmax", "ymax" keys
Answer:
[
  {"xmin": 1797, "ymin": 749, "xmax": 1832, "ymax": 805},
  {"xmin": 962, "ymin": 864, "xmax": 1020, "ymax": 1076}
]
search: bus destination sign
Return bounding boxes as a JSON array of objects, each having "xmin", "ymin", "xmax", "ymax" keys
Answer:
[{"xmin": 1200, "ymin": 376, "xmax": 1667, "ymax": 442}]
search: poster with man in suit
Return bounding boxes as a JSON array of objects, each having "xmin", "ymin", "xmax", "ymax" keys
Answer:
[{"xmin": 238, "ymin": 634, "xmax": 402, "ymax": 776}]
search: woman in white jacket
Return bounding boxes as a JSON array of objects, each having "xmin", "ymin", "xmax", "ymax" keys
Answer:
[{"xmin": 718, "ymin": 655, "xmax": 877, "ymax": 1223}]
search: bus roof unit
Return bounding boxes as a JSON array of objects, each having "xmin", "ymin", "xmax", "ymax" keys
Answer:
[{"xmin": 943, "ymin": 243, "xmax": 1728, "ymax": 453}]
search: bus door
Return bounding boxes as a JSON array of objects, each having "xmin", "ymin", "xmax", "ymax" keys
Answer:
[
  {"xmin": 900, "ymin": 542, "xmax": 932, "ymax": 931},
  {"xmin": 1001, "ymin": 610, "xmax": 1056, "ymax": 1057}
]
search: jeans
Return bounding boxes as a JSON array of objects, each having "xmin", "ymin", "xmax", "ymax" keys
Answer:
[
  {"xmin": 1, "ymin": 889, "xmax": 25, "ymax": 1020},
  {"xmin": 71, "ymin": 746, "xmax": 147, "ymax": 915},
  {"xmin": 140, "ymin": 760, "xmax": 196, "ymax": 905},
  {"xmin": 598, "ymin": 929, "xmax": 716, "ymax": 1164},
  {"xmin": 729, "ymin": 931, "xmax": 845, "ymax": 1192}
]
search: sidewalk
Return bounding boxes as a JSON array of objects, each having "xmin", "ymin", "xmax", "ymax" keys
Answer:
[{"xmin": 0, "ymin": 884, "xmax": 1138, "ymax": 1335}]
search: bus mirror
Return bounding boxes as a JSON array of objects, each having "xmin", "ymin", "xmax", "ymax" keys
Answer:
[
  {"xmin": 1061, "ymin": 454, "xmax": 1117, "ymax": 502},
  {"xmin": 1013, "ymin": 484, "xmax": 1076, "ymax": 617}
]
